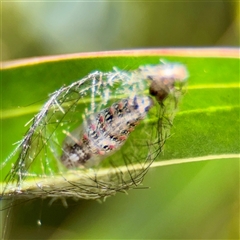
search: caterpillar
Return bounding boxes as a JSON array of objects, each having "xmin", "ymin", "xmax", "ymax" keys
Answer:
[
  {"xmin": 61, "ymin": 96, "xmax": 154, "ymax": 168},
  {"xmin": 1, "ymin": 61, "xmax": 188, "ymax": 206}
]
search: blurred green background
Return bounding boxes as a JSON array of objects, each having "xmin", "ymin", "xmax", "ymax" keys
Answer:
[
  {"xmin": 2, "ymin": 1, "xmax": 239, "ymax": 61},
  {"xmin": 1, "ymin": 1, "xmax": 239, "ymax": 240}
]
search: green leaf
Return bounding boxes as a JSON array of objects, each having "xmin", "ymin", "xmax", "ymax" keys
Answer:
[{"xmin": 1, "ymin": 49, "xmax": 239, "ymax": 239}]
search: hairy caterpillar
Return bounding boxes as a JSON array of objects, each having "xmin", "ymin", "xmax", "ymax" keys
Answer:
[
  {"xmin": 1, "ymin": 61, "xmax": 188, "ymax": 207},
  {"xmin": 61, "ymin": 96, "xmax": 154, "ymax": 168}
]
